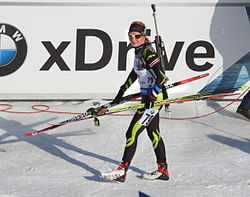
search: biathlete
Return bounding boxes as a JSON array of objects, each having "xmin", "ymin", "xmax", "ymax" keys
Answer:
[{"xmin": 100, "ymin": 21, "xmax": 169, "ymax": 182}]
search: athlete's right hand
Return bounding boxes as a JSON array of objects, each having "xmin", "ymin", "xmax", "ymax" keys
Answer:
[{"xmin": 87, "ymin": 107, "xmax": 98, "ymax": 116}]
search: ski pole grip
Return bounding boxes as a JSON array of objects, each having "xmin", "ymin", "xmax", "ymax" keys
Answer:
[{"xmin": 151, "ymin": 4, "xmax": 156, "ymax": 12}]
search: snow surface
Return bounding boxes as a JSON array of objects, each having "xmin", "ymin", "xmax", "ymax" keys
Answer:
[{"xmin": 0, "ymin": 99, "xmax": 250, "ymax": 197}]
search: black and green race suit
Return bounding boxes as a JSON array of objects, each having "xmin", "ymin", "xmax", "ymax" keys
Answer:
[{"xmin": 119, "ymin": 43, "xmax": 168, "ymax": 165}]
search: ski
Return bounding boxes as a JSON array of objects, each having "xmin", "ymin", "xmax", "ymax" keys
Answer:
[
  {"xmin": 24, "ymin": 93, "xmax": 140, "ymax": 136},
  {"xmin": 25, "ymin": 84, "xmax": 246, "ymax": 136},
  {"xmin": 108, "ymin": 86, "xmax": 246, "ymax": 114},
  {"xmin": 25, "ymin": 73, "xmax": 209, "ymax": 136},
  {"xmin": 165, "ymin": 73, "xmax": 208, "ymax": 89}
]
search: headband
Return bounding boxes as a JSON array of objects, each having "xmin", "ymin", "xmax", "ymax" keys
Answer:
[{"xmin": 129, "ymin": 23, "xmax": 146, "ymax": 34}]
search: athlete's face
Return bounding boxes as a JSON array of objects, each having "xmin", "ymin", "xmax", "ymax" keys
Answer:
[{"xmin": 128, "ymin": 32, "xmax": 146, "ymax": 47}]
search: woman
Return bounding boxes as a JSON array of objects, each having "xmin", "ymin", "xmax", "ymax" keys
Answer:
[{"xmin": 100, "ymin": 21, "xmax": 169, "ymax": 182}]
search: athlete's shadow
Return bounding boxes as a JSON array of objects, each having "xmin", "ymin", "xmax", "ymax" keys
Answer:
[{"xmin": 0, "ymin": 116, "xmax": 144, "ymax": 182}]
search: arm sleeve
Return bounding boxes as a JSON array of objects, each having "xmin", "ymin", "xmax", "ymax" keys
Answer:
[{"xmin": 118, "ymin": 69, "xmax": 138, "ymax": 94}]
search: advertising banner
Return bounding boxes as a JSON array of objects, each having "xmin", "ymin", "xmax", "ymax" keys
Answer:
[{"xmin": 0, "ymin": 0, "xmax": 249, "ymax": 99}]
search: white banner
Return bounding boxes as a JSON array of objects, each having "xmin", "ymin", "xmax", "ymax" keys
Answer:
[{"xmin": 0, "ymin": 0, "xmax": 249, "ymax": 99}]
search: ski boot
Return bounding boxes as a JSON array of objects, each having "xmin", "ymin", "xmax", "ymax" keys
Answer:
[
  {"xmin": 143, "ymin": 163, "xmax": 169, "ymax": 181},
  {"xmin": 236, "ymin": 105, "xmax": 250, "ymax": 121},
  {"xmin": 100, "ymin": 162, "xmax": 129, "ymax": 182}
]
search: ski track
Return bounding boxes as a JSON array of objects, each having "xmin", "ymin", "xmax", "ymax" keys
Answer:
[{"xmin": 0, "ymin": 100, "xmax": 250, "ymax": 197}]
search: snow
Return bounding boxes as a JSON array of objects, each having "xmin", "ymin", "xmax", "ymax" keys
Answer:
[{"xmin": 0, "ymin": 99, "xmax": 250, "ymax": 197}]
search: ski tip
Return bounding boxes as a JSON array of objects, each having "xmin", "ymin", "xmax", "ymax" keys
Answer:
[{"xmin": 25, "ymin": 132, "xmax": 39, "ymax": 136}]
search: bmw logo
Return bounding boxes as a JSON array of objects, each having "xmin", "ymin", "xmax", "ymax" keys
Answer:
[{"xmin": 0, "ymin": 23, "xmax": 27, "ymax": 76}]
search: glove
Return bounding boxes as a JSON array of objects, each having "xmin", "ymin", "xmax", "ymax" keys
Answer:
[
  {"xmin": 142, "ymin": 95, "xmax": 155, "ymax": 109},
  {"xmin": 112, "ymin": 86, "xmax": 125, "ymax": 104},
  {"xmin": 86, "ymin": 108, "xmax": 100, "ymax": 126},
  {"xmin": 87, "ymin": 107, "xmax": 98, "ymax": 116},
  {"xmin": 143, "ymin": 85, "xmax": 161, "ymax": 109}
]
